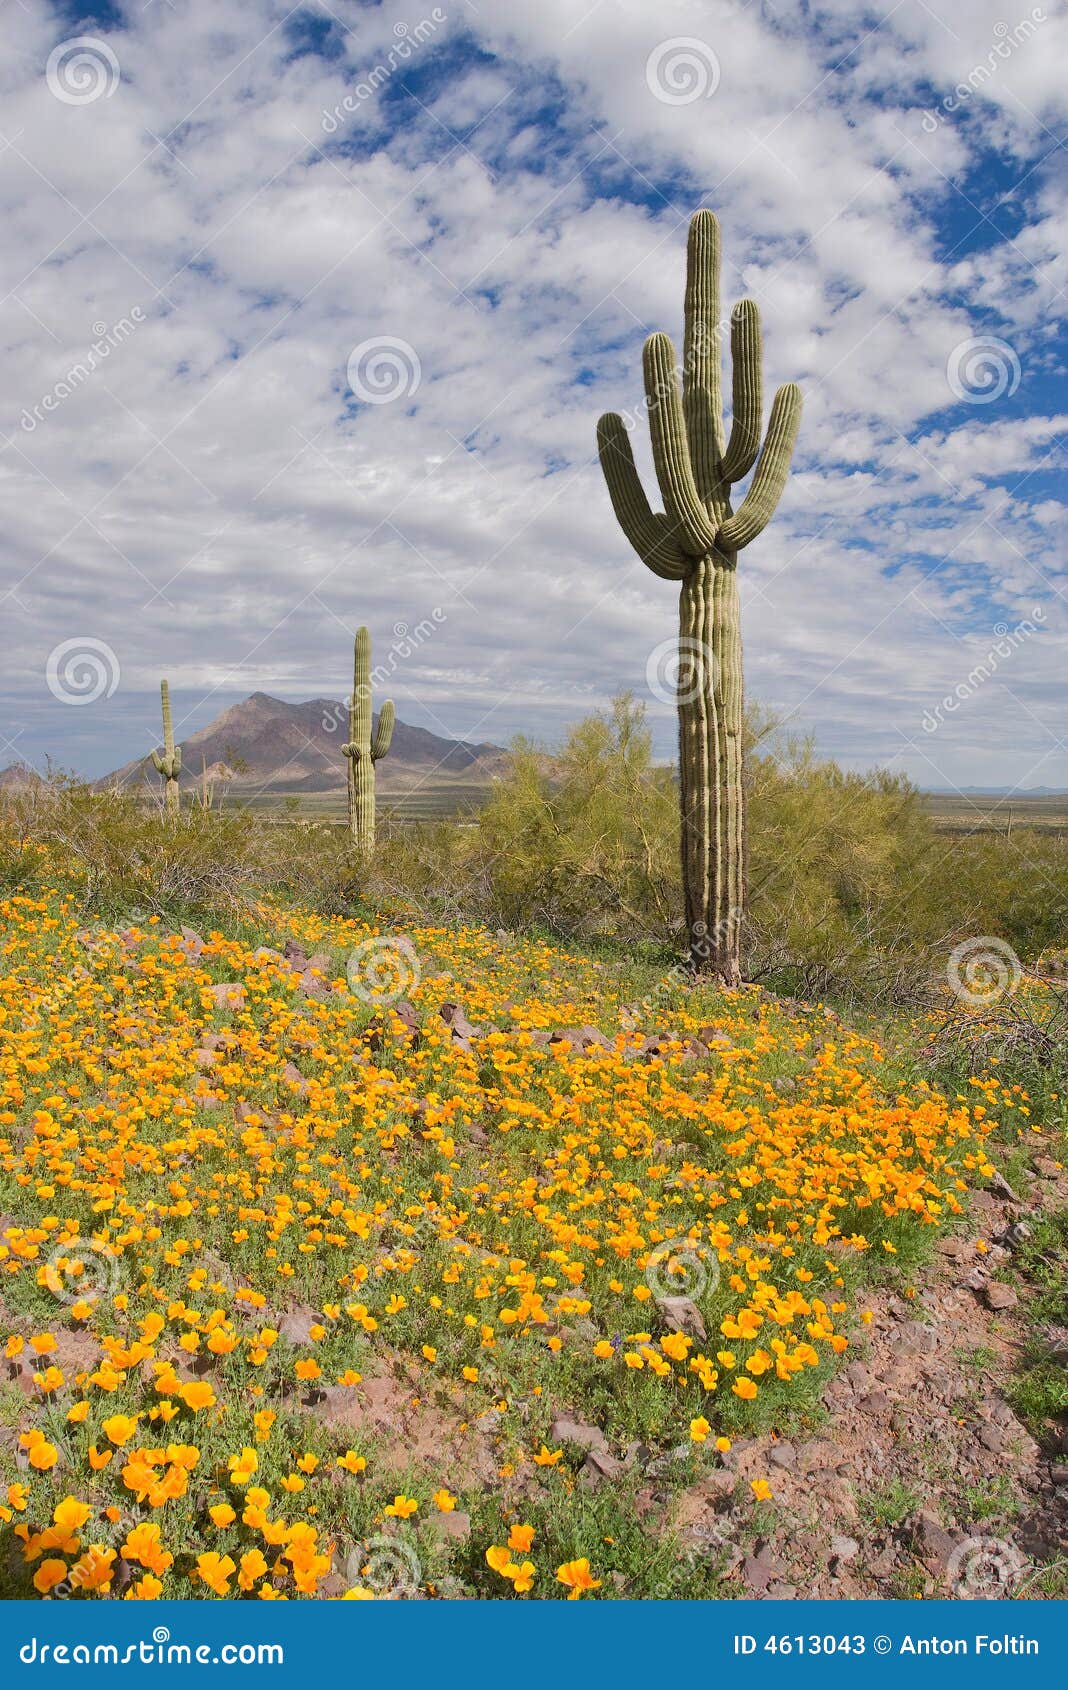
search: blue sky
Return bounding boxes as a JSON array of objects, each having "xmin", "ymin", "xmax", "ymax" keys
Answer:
[{"xmin": 0, "ymin": 0, "xmax": 1064, "ymax": 791}]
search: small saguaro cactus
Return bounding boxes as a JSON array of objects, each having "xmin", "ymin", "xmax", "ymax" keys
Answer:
[
  {"xmin": 151, "ymin": 678, "xmax": 182, "ymax": 813},
  {"xmin": 597, "ymin": 210, "xmax": 801, "ymax": 985},
  {"xmin": 343, "ymin": 626, "xmax": 394, "ymax": 852}
]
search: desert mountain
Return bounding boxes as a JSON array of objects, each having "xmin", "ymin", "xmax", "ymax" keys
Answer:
[{"xmin": 102, "ymin": 692, "xmax": 508, "ymax": 796}]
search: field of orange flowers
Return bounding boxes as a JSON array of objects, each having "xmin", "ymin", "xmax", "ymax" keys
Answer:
[{"xmin": 0, "ymin": 889, "xmax": 1003, "ymax": 1599}]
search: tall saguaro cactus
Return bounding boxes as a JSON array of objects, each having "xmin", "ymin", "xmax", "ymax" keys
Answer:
[
  {"xmin": 597, "ymin": 210, "xmax": 801, "ymax": 985},
  {"xmin": 343, "ymin": 626, "xmax": 394, "ymax": 852},
  {"xmin": 151, "ymin": 679, "xmax": 182, "ymax": 813}
]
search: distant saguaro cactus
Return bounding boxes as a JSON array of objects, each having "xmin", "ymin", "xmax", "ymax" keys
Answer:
[
  {"xmin": 151, "ymin": 678, "xmax": 182, "ymax": 813},
  {"xmin": 343, "ymin": 627, "xmax": 394, "ymax": 851},
  {"xmin": 597, "ymin": 210, "xmax": 801, "ymax": 984}
]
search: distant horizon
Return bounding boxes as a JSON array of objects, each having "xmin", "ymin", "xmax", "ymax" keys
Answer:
[{"xmin": 2, "ymin": 682, "xmax": 1067, "ymax": 802}]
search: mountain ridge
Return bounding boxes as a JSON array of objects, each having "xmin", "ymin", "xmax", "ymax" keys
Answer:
[{"xmin": 100, "ymin": 691, "xmax": 508, "ymax": 795}]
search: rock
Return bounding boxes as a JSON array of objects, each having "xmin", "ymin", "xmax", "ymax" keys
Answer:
[
  {"xmin": 1032, "ymin": 1156, "xmax": 1060, "ymax": 1178},
  {"xmin": 282, "ymin": 939, "xmax": 308, "ymax": 968},
  {"xmin": 193, "ymin": 1048, "xmax": 217, "ymax": 1070},
  {"xmin": 857, "ymin": 1390, "xmax": 891, "ymax": 1417},
  {"xmin": 298, "ymin": 968, "xmax": 330, "ymax": 1000},
  {"xmin": 910, "ymin": 1510, "xmax": 957, "ymax": 1570},
  {"xmin": 180, "ymin": 926, "xmax": 206, "ymax": 953},
  {"xmin": 696, "ymin": 1468, "xmax": 737, "ymax": 1504},
  {"xmin": 549, "ymin": 1415, "xmax": 608, "ymax": 1454},
  {"xmin": 893, "ymin": 1321, "xmax": 938, "ymax": 1357},
  {"xmin": 433, "ymin": 1510, "xmax": 471, "ymax": 1541},
  {"xmin": 278, "ymin": 1304, "xmax": 318, "ymax": 1345},
  {"xmin": 659, "ymin": 1297, "xmax": 707, "ymax": 1341},
  {"xmin": 767, "ymin": 1581, "xmax": 797, "ymax": 1599},
  {"xmin": 987, "ymin": 1169, "xmax": 1021, "ymax": 1203},
  {"xmin": 579, "ymin": 1447, "xmax": 625, "ymax": 1488},
  {"xmin": 742, "ymin": 1547, "xmax": 784, "ymax": 1594},
  {"xmin": 845, "ymin": 1362, "xmax": 870, "ymax": 1393},
  {"xmin": 440, "ymin": 1003, "xmax": 480, "ymax": 1042},
  {"xmin": 281, "ymin": 1061, "xmax": 309, "ymax": 1096},
  {"xmin": 550, "ymin": 1025, "xmax": 613, "ymax": 1055},
  {"xmin": 983, "ymin": 1282, "xmax": 1018, "ymax": 1311},
  {"xmin": 769, "ymin": 1441, "xmax": 797, "ymax": 1471},
  {"xmin": 936, "ymin": 1236, "xmax": 968, "ymax": 1258},
  {"xmin": 1041, "ymin": 1326, "xmax": 1068, "ymax": 1365},
  {"xmin": 1050, "ymin": 1465, "xmax": 1068, "ymax": 1486},
  {"xmin": 822, "ymin": 1381, "xmax": 853, "ymax": 1413},
  {"xmin": 697, "ymin": 1026, "xmax": 732, "ymax": 1049},
  {"xmin": 976, "ymin": 1422, "xmax": 1006, "ymax": 1454},
  {"xmin": 208, "ymin": 981, "xmax": 246, "ymax": 1011},
  {"xmin": 830, "ymin": 1534, "xmax": 859, "ymax": 1561}
]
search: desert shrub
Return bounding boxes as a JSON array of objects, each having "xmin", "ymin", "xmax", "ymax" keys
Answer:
[{"xmin": 5, "ymin": 705, "xmax": 1066, "ymax": 1015}]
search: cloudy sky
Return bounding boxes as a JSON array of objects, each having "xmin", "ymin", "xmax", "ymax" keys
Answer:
[{"xmin": 0, "ymin": 0, "xmax": 1065, "ymax": 791}]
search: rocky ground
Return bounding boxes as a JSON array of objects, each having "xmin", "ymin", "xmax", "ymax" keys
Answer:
[{"xmin": 665, "ymin": 1147, "xmax": 1068, "ymax": 1601}]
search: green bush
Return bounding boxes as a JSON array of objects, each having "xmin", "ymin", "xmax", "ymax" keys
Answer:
[{"xmin": 4, "ymin": 703, "xmax": 1067, "ymax": 1016}]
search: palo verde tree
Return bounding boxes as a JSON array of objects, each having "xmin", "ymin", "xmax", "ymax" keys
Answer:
[
  {"xmin": 343, "ymin": 626, "xmax": 394, "ymax": 852},
  {"xmin": 151, "ymin": 678, "xmax": 182, "ymax": 814},
  {"xmin": 597, "ymin": 210, "xmax": 801, "ymax": 984}
]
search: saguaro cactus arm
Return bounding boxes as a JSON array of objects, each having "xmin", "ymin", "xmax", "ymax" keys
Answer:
[
  {"xmin": 371, "ymin": 701, "xmax": 395, "ymax": 762},
  {"xmin": 643, "ymin": 333, "xmax": 721, "ymax": 557},
  {"xmin": 716, "ymin": 381, "xmax": 802, "ymax": 551},
  {"xmin": 719, "ymin": 300, "xmax": 763, "ymax": 484},
  {"xmin": 682, "ymin": 208, "xmax": 725, "ymax": 493},
  {"xmin": 595, "ymin": 415, "xmax": 687, "ymax": 580}
]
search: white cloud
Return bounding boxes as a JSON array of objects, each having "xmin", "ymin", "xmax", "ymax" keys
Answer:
[{"xmin": 0, "ymin": 0, "xmax": 1063, "ymax": 796}]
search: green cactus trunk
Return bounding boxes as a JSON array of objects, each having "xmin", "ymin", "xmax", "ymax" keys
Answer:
[
  {"xmin": 597, "ymin": 210, "xmax": 801, "ymax": 984},
  {"xmin": 344, "ymin": 627, "xmax": 394, "ymax": 854},
  {"xmin": 151, "ymin": 679, "xmax": 182, "ymax": 814}
]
